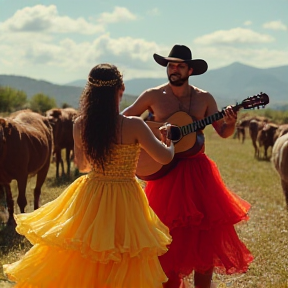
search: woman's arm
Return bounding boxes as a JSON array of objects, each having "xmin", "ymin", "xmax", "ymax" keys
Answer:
[
  {"xmin": 73, "ymin": 117, "xmax": 91, "ymax": 173},
  {"xmin": 131, "ymin": 117, "xmax": 174, "ymax": 164}
]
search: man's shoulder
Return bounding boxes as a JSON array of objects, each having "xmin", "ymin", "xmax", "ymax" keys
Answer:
[
  {"xmin": 191, "ymin": 85, "xmax": 215, "ymax": 100},
  {"xmin": 142, "ymin": 83, "xmax": 168, "ymax": 95},
  {"xmin": 191, "ymin": 85, "xmax": 209, "ymax": 95}
]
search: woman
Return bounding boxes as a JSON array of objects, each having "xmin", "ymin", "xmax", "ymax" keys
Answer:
[{"xmin": 4, "ymin": 63, "xmax": 174, "ymax": 288}]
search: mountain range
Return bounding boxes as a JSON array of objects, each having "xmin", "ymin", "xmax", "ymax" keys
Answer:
[{"xmin": 0, "ymin": 62, "xmax": 287, "ymax": 110}]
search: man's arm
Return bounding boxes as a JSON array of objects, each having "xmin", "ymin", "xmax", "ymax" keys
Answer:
[
  {"xmin": 122, "ymin": 90, "xmax": 152, "ymax": 116},
  {"xmin": 213, "ymin": 111, "xmax": 237, "ymax": 138},
  {"xmin": 205, "ymin": 92, "xmax": 237, "ymax": 138}
]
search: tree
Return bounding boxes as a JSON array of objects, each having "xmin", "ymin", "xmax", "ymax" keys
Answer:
[
  {"xmin": 0, "ymin": 86, "xmax": 27, "ymax": 112},
  {"xmin": 29, "ymin": 93, "xmax": 57, "ymax": 113}
]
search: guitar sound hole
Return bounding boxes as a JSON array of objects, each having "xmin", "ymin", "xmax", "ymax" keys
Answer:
[{"xmin": 170, "ymin": 126, "xmax": 182, "ymax": 142}]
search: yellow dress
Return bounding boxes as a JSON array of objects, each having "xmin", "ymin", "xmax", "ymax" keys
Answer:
[{"xmin": 3, "ymin": 144, "xmax": 172, "ymax": 288}]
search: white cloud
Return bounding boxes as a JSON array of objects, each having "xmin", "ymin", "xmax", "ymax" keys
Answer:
[
  {"xmin": 192, "ymin": 46, "xmax": 288, "ymax": 70},
  {"xmin": 0, "ymin": 33, "xmax": 162, "ymax": 79},
  {"xmin": 0, "ymin": 5, "xmax": 287, "ymax": 84},
  {"xmin": 0, "ymin": 4, "xmax": 150, "ymax": 82},
  {"xmin": 97, "ymin": 6, "xmax": 137, "ymax": 24},
  {"xmin": 194, "ymin": 28, "xmax": 274, "ymax": 45},
  {"xmin": 0, "ymin": 5, "xmax": 105, "ymax": 34},
  {"xmin": 1, "ymin": 33, "xmax": 287, "ymax": 83},
  {"xmin": 263, "ymin": 21, "xmax": 287, "ymax": 31}
]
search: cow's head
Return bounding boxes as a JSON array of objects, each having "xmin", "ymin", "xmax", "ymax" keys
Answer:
[
  {"xmin": 258, "ymin": 123, "xmax": 279, "ymax": 147},
  {"xmin": 0, "ymin": 184, "xmax": 9, "ymax": 230},
  {"xmin": 46, "ymin": 109, "xmax": 63, "ymax": 139},
  {"xmin": 46, "ymin": 109, "xmax": 62, "ymax": 125}
]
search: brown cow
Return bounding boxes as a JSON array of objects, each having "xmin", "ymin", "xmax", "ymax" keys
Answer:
[
  {"xmin": 0, "ymin": 110, "xmax": 53, "ymax": 220},
  {"xmin": 235, "ymin": 117, "xmax": 255, "ymax": 143},
  {"xmin": 249, "ymin": 119, "xmax": 265, "ymax": 158},
  {"xmin": 257, "ymin": 123, "xmax": 279, "ymax": 159},
  {"xmin": 271, "ymin": 133, "xmax": 288, "ymax": 208},
  {"xmin": 46, "ymin": 107, "xmax": 78, "ymax": 178}
]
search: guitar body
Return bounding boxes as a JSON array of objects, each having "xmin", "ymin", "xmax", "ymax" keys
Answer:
[
  {"xmin": 136, "ymin": 92, "xmax": 269, "ymax": 181},
  {"xmin": 136, "ymin": 111, "xmax": 203, "ymax": 180}
]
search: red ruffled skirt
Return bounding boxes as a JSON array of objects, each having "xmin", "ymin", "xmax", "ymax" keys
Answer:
[{"xmin": 145, "ymin": 152, "xmax": 253, "ymax": 278}]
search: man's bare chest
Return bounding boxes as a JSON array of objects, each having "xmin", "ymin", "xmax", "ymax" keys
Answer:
[{"xmin": 151, "ymin": 93, "xmax": 207, "ymax": 122}]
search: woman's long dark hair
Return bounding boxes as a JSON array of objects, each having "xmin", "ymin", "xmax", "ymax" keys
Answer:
[{"xmin": 78, "ymin": 63, "xmax": 123, "ymax": 170}]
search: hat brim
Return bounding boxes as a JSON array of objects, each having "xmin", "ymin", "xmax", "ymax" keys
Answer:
[{"xmin": 153, "ymin": 53, "xmax": 208, "ymax": 76}]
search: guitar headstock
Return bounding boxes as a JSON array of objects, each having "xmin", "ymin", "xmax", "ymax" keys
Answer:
[{"xmin": 240, "ymin": 92, "xmax": 269, "ymax": 110}]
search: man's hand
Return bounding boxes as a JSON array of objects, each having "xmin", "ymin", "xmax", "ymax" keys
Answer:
[{"xmin": 223, "ymin": 105, "xmax": 237, "ymax": 126}]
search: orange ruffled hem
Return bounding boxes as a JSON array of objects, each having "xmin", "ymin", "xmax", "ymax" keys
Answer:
[
  {"xmin": 4, "ymin": 244, "xmax": 167, "ymax": 288},
  {"xmin": 4, "ymin": 173, "xmax": 172, "ymax": 288}
]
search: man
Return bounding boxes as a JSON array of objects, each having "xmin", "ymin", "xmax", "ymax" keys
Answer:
[{"xmin": 123, "ymin": 45, "xmax": 253, "ymax": 288}]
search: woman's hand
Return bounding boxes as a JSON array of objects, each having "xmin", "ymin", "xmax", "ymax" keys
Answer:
[{"xmin": 159, "ymin": 124, "xmax": 172, "ymax": 147}]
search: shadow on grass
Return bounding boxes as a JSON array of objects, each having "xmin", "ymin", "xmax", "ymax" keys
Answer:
[
  {"xmin": 256, "ymin": 156, "xmax": 271, "ymax": 162},
  {"xmin": 0, "ymin": 224, "xmax": 31, "ymax": 256}
]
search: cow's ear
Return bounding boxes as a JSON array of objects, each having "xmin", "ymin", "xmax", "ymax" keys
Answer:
[
  {"xmin": 0, "ymin": 118, "xmax": 8, "ymax": 128},
  {"xmin": 7, "ymin": 123, "xmax": 12, "ymax": 135},
  {"xmin": 1, "ymin": 121, "xmax": 12, "ymax": 136},
  {"xmin": 53, "ymin": 109, "xmax": 62, "ymax": 118},
  {"xmin": 273, "ymin": 126, "xmax": 279, "ymax": 131}
]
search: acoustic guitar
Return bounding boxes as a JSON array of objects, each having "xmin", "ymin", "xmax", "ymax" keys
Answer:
[{"xmin": 136, "ymin": 92, "xmax": 269, "ymax": 181}]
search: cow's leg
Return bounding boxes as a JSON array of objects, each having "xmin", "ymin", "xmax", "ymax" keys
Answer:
[
  {"xmin": 242, "ymin": 129, "xmax": 245, "ymax": 143},
  {"xmin": 5, "ymin": 184, "xmax": 14, "ymax": 223},
  {"xmin": 55, "ymin": 149, "xmax": 64, "ymax": 178},
  {"xmin": 66, "ymin": 148, "xmax": 71, "ymax": 177},
  {"xmin": 60, "ymin": 151, "xmax": 65, "ymax": 176},
  {"xmin": 55, "ymin": 149, "xmax": 60, "ymax": 178},
  {"xmin": 264, "ymin": 146, "xmax": 268, "ymax": 159},
  {"xmin": 281, "ymin": 179, "xmax": 288, "ymax": 209},
  {"xmin": 60, "ymin": 157, "xmax": 65, "ymax": 176},
  {"xmin": 34, "ymin": 160, "xmax": 50, "ymax": 210},
  {"xmin": 252, "ymin": 140, "xmax": 259, "ymax": 158},
  {"xmin": 4, "ymin": 184, "xmax": 16, "ymax": 226},
  {"xmin": 17, "ymin": 176, "xmax": 28, "ymax": 213},
  {"xmin": 234, "ymin": 128, "xmax": 239, "ymax": 140},
  {"xmin": 0, "ymin": 184, "xmax": 14, "ymax": 218},
  {"xmin": 0, "ymin": 184, "xmax": 9, "ymax": 227}
]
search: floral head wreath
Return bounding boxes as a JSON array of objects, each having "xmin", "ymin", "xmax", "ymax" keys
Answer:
[{"xmin": 87, "ymin": 76, "xmax": 121, "ymax": 87}]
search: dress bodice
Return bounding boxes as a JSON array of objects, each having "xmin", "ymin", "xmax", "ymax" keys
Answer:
[{"xmin": 90, "ymin": 144, "xmax": 141, "ymax": 180}]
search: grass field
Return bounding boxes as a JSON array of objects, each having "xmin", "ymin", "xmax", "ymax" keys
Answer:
[{"xmin": 0, "ymin": 125, "xmax": 288, "ymax": 288}]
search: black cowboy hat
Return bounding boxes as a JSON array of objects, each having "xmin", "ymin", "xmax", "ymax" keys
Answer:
[{"xmin": 153, "ymin": 44, "xmax": 208, "ymax": 76}]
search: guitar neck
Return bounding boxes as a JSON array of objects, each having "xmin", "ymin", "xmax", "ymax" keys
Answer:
[{"xmin": 181, "ymin": 105, "xmax": 241, "ymax": 135}]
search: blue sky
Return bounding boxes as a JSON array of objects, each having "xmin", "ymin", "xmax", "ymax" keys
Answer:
[{"xmin": 0, "ymin": 0, "xmax": 287, "ymax": 84}]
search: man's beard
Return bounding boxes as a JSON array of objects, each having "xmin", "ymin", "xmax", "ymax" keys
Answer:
[{"xmin": 168, "ymin": 74, "xmax": 189, "ymax": 87}]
